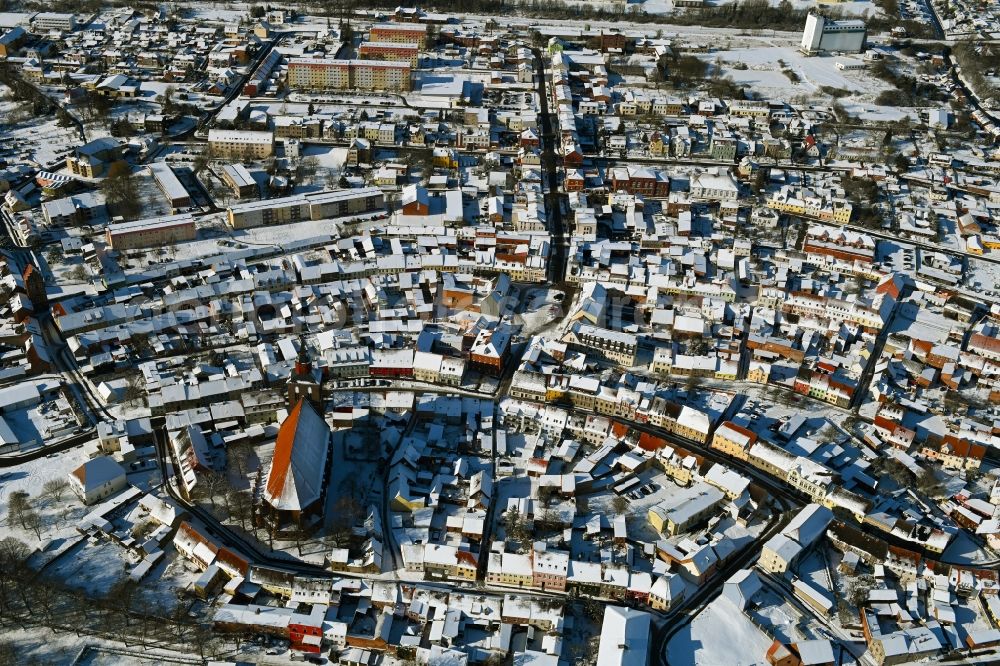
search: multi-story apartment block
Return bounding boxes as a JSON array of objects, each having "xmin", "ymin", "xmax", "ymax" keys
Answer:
[
  {"xmin": 608, "ymin": 166, "xmax": 670, "ymax": 197},
  {"xmin": 369, "ymin": 22, "xmax": 427, "ymax": 44},
  {"xmin": 288, "ymin": 58, "xmax": 351, "ymax": 89},
  {"xmin": 207, "ymin": 129, "xmax": 274, "ymax": 159},
  {"xmin": 227, "ymin": 188, "xmax": 384, "ymax": 229},
  {"xmin": 32, "ymin": 12, "xmax": 78, "ymax": 32},
  {"xmin": 351, "ymin": 59, "xmax": 411, "ymax": 91},
  {"xmin": 727, "ymin": 100, "xmax": 771, "ymax": 119},
  {"xmin": 106, "ymin": 213, "xmax": 197, "ymax": 250},
  {"xmin": 67, "ymin": 137, "xmax": 124, "ymax": 178},
  {"xmin": 287, "ymin": 58, "xmax": 411, "ymax": 92},
  {"xmin": 358, "ymin": 41, "xmax": 419, "ymax": 66},
  {"xmin": 42, "ymin": 192, "xmax": 106, "ymax": 226},
  {"xmin": 148, "ymin": 162, "xmax": 191, "ymax": 210}
]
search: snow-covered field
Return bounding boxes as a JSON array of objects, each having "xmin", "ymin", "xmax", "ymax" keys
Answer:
[
  {"xmin": 45, "ymin": 538, "xmax": 134, "ymax": 596},
  {"xmin": 132, "ymin": 170, "xmax": 179, "ymax": 218},
  {"xmin": 840, "ymin": 102, "xmax": 920, "ymax": 122},
  {"xmin": 182, "ymin": 7, "xmax": 247, "ymax": 22},
  {"xmin": 702, "ymin": 46, "xmax": 891, "ymax": 103},
  {"xmin": 0, "ymin": 446, "xmax": 91, "ymax": 541},
  {"xmin": 302, "ymin": 144, "xmax": 349, "ymax": 170},
  {"xmin": 0, "ymin": 85, "xmax": 82, "ymax": 168}
]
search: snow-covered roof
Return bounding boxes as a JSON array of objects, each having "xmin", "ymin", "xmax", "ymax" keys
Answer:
[
  {"xmin": 596, "ymin": 606, "xmax": 651, "ymax": 666},
  {"xmin": 70, "ymin": 456, "xmax": 126, "ymax": 492}
]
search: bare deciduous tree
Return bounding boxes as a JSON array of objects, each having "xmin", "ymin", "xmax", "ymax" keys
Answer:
[
  {"xmin": 42, "ymin": 478, "xmax": 70, "ymax": 502},
  {"xmin": 22, "ymin": 511, "xmax": 43, "ymax": 541}
]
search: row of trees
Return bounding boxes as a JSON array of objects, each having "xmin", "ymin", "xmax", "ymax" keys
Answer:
[
  {"xmin": 0, "ymin": 65, "xmax": 55, "ymax": 117},
  {"xmin": 22, "ymin": 0, "xmax": 103, "ymax": 14},
  {"xmin": 0, "ymin": 536, "xmax": 224, "ymax": 659},
  {"xmin": 952, "ymin": 41, "xmax": 1000, "ymax": 103},
  {"xmin": 191, "ymin": 469, "xmax": 257, "ymax": 531},
  {"xmin": 300, "ymin": 0, "xmax": 817, "ymax": 26}
]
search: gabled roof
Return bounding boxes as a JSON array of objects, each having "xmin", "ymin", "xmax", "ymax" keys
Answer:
[
  {"xmin": 71, "ymin": 456, "xmax": 125, "ymax": 491},
  {"xmin": 264, "ymin": 398, "xmax": 330, "ymax": 512},
  {"xmin": 596, "ymin": 606, "xmax": 651, "ymax": 666}
]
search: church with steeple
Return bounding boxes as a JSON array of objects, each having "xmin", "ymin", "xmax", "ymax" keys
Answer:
[{"xmin": 287, "ymin": 337, "xmax": 323, "ymax": 412}]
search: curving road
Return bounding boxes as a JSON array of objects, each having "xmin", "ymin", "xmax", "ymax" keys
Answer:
[{"xmin": 655, "ymin": 503, "xmax": 792, "ymax": 666}]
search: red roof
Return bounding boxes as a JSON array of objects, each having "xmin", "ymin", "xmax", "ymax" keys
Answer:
[
  {"xmin": 264, "ymin": 398, "xmax": 330, "ymax": 511},
  {"xmin": 638, "ymin": 432, "xmax": 667, "ymax": 451},
  {"xmin": 266, "ymin": 399, "xmax": 305, "ymax": 501},
  {"xmin": 876, "ymin": 273, "xmax": 902, "ymax": 299},
  {"xmin": 970, "ymin": 333, "xmax": 1000, "ymax": 354},
  {"xmin": 942, "ymin": 435, "xmax": 986, "ymax": 461},
  {"xmin": 216, "ymin": 548, "xmax": 250, "ymax": 576},
  {"xmin": 719, "ymin": 420, "xmax": 757, "ymax": 444},
  {"xmin": 873, "ymin": 414, "xmax": 897, "ymax": 433}
]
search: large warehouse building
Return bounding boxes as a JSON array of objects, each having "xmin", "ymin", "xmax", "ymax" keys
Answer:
[{"xmin": 800, "ymin": 14, "xmax": 866, "ymax": 55}]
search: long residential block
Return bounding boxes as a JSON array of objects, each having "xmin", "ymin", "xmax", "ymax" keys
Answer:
[
  {"xmin": 287, "ymin": 58, "xmax": 411, "ymax": 92},
  {"xmin": 227, "ymin": 187, "xmax": 385, "ymax": 229},
  {"xmin": 106, "ymin": 213, "xmax": 197, "ymax": 250},
  {"xmin": 207, "ymin": 129, "xmax": 275, "ymax": 159},
  {"xmin": 369, "ymin": 22, "xmax": 427, "ymax": 44},
  {"xmin": 358, "ymin": 41, "xmax": 419, "ymax": 66}
]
